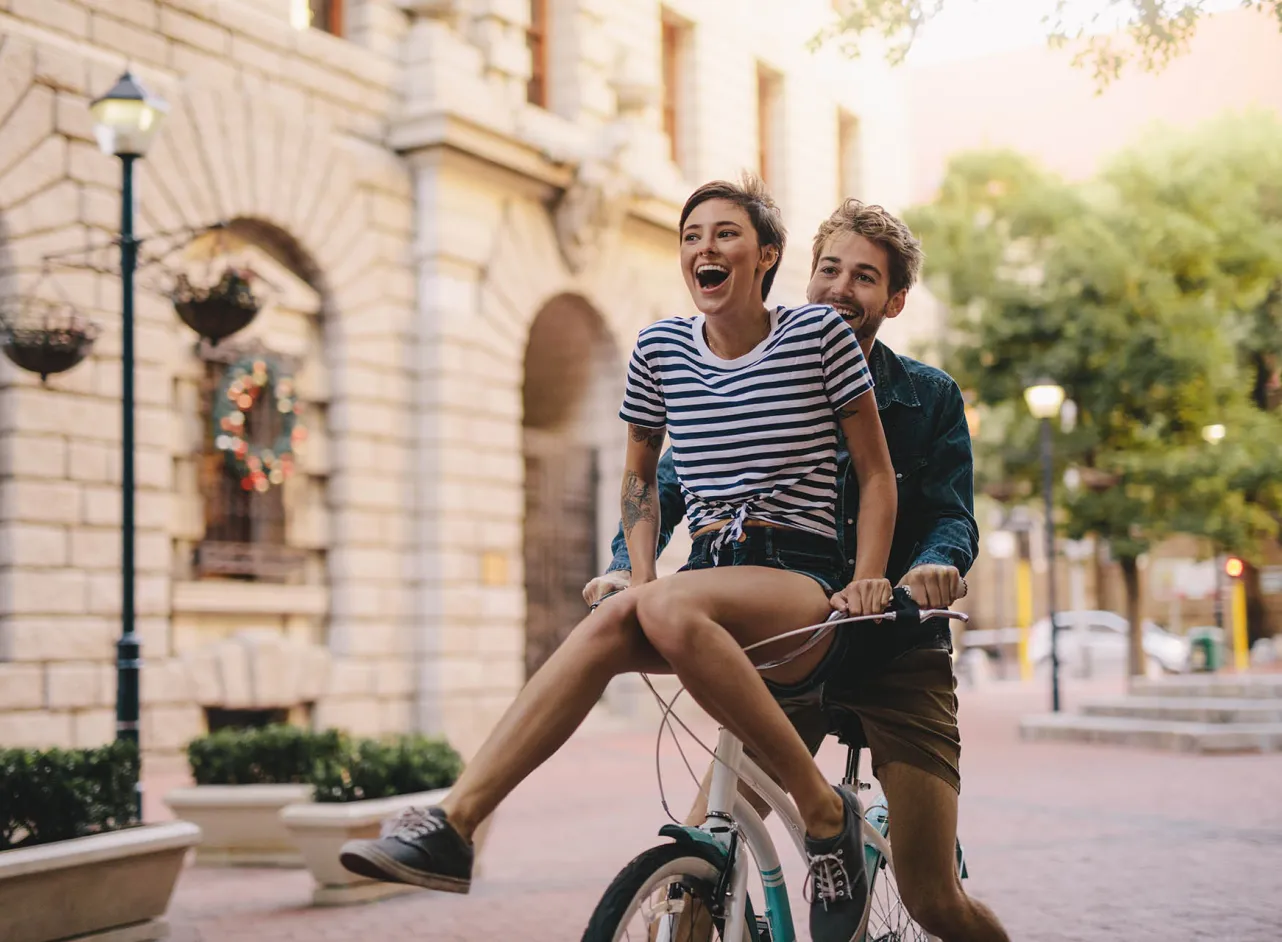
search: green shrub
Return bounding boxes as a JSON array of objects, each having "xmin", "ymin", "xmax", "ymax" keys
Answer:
[
  {"xmin": 0, "ymin": 740, "xmax": 139, "ymax": 851},
  {"xmin": 186, "ymin": 725, "xmax": 345, "ymax": 786},
  {"xmin": 311, "ymin": 734, "xmax": 463, "ymax": 803}
]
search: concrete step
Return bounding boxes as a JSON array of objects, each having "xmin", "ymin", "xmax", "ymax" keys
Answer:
[
  {"xmin": 1019, "ymin": 713, "xmax": 1282, "ymax": 753},
  {"xmin": 1128, "ymin": 675, "xmax": 1282, "ymax": 700},
  {"xmin": 1079, "ymin": 696, "xmax": 1282, "ymax": 724}
]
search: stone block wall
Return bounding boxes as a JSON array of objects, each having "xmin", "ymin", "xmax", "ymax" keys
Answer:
[{"xmin": 0, "ymin": 0, "xmax": 416, "ymax": 755}]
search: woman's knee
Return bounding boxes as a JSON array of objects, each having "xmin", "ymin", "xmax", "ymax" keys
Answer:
[
  {"xmin": 571, "ymin": 595, "xmax": 646, "ymax": 668},
  {"xmin": 636, "ymin": 586, "xmax": 703, "ymax": 660}
]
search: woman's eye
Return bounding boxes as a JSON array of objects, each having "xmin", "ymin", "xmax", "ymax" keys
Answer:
[
  {"xmin": 822, "ymin": 267, "xmax": 838, "ymax": 276},
  {"xmin": 718, "ymin": 229, "xmax": 738, "ymax": 239}
]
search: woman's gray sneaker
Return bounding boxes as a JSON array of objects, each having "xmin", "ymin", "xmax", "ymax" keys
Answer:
[
  {"xmin": 804, "ymin": 786, "xmax": 869, "ymax": 942},
  {"xmin": 339, "ymin": 806, "xmax": 473, "ymax": 893}
]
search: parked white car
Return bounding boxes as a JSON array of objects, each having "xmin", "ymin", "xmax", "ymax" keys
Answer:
[{"xmin": 1027, "ymin": 610, "xmax": 1191, "ymax": 677}]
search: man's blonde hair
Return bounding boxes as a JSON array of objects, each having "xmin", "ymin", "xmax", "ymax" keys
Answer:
[{"xmin": 811, "ymin": 199, "xmax": 923, "ymax": 296}]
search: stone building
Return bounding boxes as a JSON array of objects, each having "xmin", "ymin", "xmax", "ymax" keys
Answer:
[{"xmin": 0, "ymin": 0, "xmax": 915, "ymax": 759}]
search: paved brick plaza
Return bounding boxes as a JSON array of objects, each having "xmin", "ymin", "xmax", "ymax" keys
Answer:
[{"xmin": 158, "ymin": 679, "xmax": 1282, "ymax": 942}]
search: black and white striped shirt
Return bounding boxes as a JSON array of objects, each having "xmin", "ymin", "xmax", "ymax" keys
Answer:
[{"xmin": 619, "ymin": 304, "xmax": 874, "ymax": 540}]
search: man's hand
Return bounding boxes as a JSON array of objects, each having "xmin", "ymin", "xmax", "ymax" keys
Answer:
[
  {"xmin": 830, "ymin": 578, "xmax": 893, "ymax": 616},
  {"xmin": 583, "ymin": 570, "xmax": 631, "ymax": 607},
  {"xmin": 897, "ymin": 564, "xmax": 966, "ymax": 608}
]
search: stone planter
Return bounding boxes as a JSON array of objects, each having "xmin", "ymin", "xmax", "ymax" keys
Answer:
[
  {"xmin": 0, "ymin": 821, "xmax": 201, "ymax": 942},
  {"xmin": 164, "ymin": 783, "xmax": 313, "ymax": 867},
  {"xmin": 281, "ymin": 789, "xmax": 491, "ymax": 906}
]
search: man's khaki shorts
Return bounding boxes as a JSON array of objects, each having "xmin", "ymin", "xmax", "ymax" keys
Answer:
[{"xmin": 772, "ymin": 646, "xmax": 962, "ymax": 794}]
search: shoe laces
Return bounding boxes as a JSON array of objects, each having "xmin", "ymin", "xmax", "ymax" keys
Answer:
[
  {"xmin": 381, "ymin": 806, "xmax": 446, "ymax": 842},
  {"xmin": 805, "ymin": 847, "xmax": 852, "ymax": 909}
]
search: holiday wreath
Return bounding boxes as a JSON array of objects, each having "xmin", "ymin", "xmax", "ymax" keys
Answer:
[{"xmin": 212, "ymin": 355, "xmax": 306, "ymax": 493}]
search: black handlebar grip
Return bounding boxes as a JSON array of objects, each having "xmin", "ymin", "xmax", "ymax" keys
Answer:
[{"xmin": 888, "ymin": 585, "xmax": 922, "ymax": 628}]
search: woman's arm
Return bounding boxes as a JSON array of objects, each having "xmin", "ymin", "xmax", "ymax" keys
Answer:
[
  {"xmin": 834, "ymin": 391, "xmax": 897, "ymax": 613},
  {"xmin": 621, "ymin": 424, "xmax": 666, "ymax": 586}
]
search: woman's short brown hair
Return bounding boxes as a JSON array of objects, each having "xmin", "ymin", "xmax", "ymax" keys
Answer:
[
  {"xmin": 679, "ymin": 174, "xmax": 787, "ymax": 301},
  {"xmin": 811, "ymin": 199, "xmax": 923, "ymax": 296}
]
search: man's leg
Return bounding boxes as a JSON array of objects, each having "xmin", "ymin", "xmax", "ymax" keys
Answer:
[
  {"xmin": 878, "ymin": 762, "xmax": 1009, "ymax": 942},
  {"xmin": 834, "ymin": 645, "xmax": 1010, "ymax": 942}
]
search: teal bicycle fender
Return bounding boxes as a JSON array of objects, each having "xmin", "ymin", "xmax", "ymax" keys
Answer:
[
  {"xmin": 657, "ymin": 825, "xmax": 766, "ymax": 942},
  {"xmin": 659, "ymin": 823, "xmax": 729, "ymax": 856}
]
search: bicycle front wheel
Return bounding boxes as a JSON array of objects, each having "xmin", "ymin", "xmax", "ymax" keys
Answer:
[{"xmin": 582, "ymin": 841, "xmax": 753, "ymax": 942}]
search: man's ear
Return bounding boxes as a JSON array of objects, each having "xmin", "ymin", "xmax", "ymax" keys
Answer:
[{"xmin": 885, "ymin": 289, "xmax": 908, "ymax": 319}]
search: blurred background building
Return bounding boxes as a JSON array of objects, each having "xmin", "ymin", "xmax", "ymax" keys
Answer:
[{"xmin": 0, "ymin": 0, "xmax": 918, "ymax": 760}]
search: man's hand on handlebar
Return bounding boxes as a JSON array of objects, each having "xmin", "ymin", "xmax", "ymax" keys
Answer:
[
  {"xmin": 897, "ymin": 564, "xmax": 967, "ymax": 608},
  {"xmin": 829, "ymin": 577, "xmax": 893, "ymax": 616},
  {"xmin": 583, "ymin": 570, "xmax": 631, "ymax": 608}
]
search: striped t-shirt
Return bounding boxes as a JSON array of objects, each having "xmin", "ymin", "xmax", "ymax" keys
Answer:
[{"xmin": 619, "ymin": 304, "xmax": 874, "ymax": 540}]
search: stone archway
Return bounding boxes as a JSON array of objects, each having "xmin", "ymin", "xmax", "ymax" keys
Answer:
[{"xmin": 521, "ymin": 293, "xmax": 620, "ymax": 677}]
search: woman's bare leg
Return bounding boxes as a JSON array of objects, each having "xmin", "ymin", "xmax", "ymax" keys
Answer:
[
  {"xmin": 636, "ymin": 568, "xmax": 846, "ymax": 839},
  {"xmin": 441, "ymin": 591, "xmax": 669, "ymax": 838}
]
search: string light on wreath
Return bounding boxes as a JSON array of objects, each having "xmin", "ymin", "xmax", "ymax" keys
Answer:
[{"xmin": 212, "ymin": 355, "xmax": 305, "ymax": 493}]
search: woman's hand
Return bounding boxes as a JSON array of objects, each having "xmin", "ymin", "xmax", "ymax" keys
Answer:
[{"xmin": 830, "ymin": 578, "xmax": 893, "ymax": 616}]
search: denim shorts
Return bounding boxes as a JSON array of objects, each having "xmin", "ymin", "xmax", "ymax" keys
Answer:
[
  {"xmin": 680, "ymin": 525, "xmax": 846, "ymax": 595},
  {"xmin": 680, "ymin": 525, "xmax": 849, "ymax": 696}
]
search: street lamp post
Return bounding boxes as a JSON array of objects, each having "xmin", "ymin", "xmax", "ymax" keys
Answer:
[
  {"xmin": 1201, "ymin": 424, "xmax": 1227, "ymax": 634},
  {"xmin": 1024, "ymin": 380, "xmax": 1066, "ymax": 711},
  {"xmin": 90, "ymin": 73, "xmax": 168, "ymax": 817}
]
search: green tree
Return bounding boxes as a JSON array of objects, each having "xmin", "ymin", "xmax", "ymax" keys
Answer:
[
  {"xmin": 820, "ymin": 1, "xmax": 1282, "ymax": 87},
  {"xmin": 909, "ymin": 122, "xmax": 1282, "ymax": 673}
]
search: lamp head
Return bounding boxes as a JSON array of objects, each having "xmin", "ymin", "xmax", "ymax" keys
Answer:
[{"xmin": 89, "ymin": 72, "xmax": 168, "ymax": 157}]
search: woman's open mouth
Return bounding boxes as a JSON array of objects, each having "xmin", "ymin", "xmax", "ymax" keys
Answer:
[{"xmin": 695, "ymin": 263, "xmax": 730, "ymax": 293}]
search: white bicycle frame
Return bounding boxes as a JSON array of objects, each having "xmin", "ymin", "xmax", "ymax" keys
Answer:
[{"xmin": 657, "ymin": 607, "xmax": 965, "ymax": 942}]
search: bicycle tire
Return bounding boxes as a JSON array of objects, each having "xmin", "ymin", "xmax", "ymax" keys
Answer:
[{"xmin": 581, "ymin": 841, "xmax": 755, "ymax": 942}]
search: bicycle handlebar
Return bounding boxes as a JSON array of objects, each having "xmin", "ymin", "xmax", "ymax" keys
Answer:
[{"xmin": 741, "ymin": 585, "xmax": 967, "ymax": 655}]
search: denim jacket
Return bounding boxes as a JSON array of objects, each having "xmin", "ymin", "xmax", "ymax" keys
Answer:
[{"xmin": 607, "ymin": 340, "xmax": 979, "ymax": 588}]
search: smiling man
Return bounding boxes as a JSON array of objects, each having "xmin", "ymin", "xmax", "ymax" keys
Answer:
[{"xmin": 591, "ymin": 200, "xmax": 1009, "ymax": 941}]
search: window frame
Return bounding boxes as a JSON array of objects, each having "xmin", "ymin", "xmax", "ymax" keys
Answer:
[
  {"xmin": 527, "ymin": 0, "xmax": 550, "ymax": 108},
  {"xmin": 756, "ymin": 63, "xmax": 782, "ymax": 187},
  {"xmin": 660, "ymin": 13, "xmax": 684, "ymax": 164},
  {"xmin": 837, "ymin": 107, "xmax": 862, "ymax": 200}
]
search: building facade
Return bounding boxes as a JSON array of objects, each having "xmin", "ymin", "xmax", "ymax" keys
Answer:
[{"xmin": 0, "ymin": 0, "xmax": 914, "ymax": 758}]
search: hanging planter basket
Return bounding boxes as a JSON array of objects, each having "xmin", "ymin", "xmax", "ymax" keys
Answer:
[
  {"xmin": 171, "ymin": 267, "xmax": 262, "ymax": 345},
  {"xmin": 0, "ymin": 299, "xmax": 99, "ymax": 382}
]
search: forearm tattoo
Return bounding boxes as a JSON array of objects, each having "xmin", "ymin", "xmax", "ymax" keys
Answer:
[
  {"xmin": 629, "ymin": 424, "xmax": 665, "ymax": 451},
  {"xmin": 836, "ymin": 403, "xmax": 860, "ymax": 420},
  {"xmin": 621, "ymin": 470, "xmax": 656, "ymax": 536}
]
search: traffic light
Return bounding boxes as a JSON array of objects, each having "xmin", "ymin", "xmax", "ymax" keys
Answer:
[{"xmin": 1225, "ymin": 556, "xmax": 1245, "ymax": 579}]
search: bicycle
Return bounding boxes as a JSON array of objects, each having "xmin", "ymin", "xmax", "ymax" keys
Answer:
[{"xmin": 581, "ymin": 595, "xmax": 970, "ymax": 942}]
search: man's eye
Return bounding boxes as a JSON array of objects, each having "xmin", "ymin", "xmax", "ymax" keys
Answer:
[{"xmin": 822, "ymin": 267, "xmax": 839, "ymax": 276}]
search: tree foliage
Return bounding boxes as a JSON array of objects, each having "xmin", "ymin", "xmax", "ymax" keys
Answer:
[
  {"xmin": 820, "ymin": 1, "xmax": 1282, "ymax": 87},
  {"xmin": 907, "ymin": 112, "xmax": 1282, "ymax": 570}
]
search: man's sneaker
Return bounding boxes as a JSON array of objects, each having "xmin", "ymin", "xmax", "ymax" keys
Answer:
[
  {"xmin": 339, "ymin": 806, "xmax": 473, "ymax": 893},
  {"xmin": 804, "ymin": 786, "xmax": 869, "ymax": 942}
]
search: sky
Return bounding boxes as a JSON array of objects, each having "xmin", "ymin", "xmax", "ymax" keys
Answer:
[{"xmin": 904, "ymin": 0, "xmax": 1244, "ymax": 65}]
